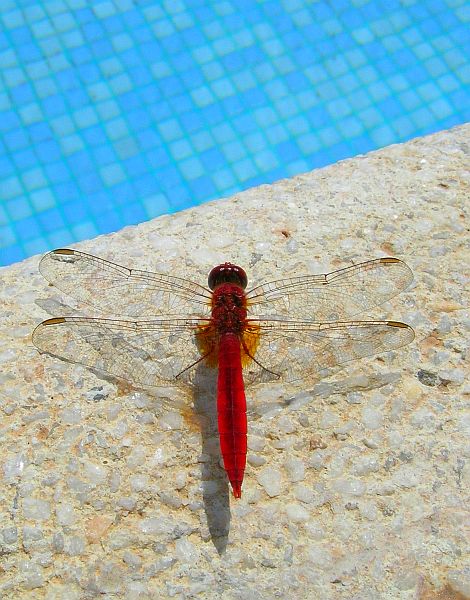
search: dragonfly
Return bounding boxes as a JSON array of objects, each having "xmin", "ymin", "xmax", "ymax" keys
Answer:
[{"xmin": 33, "ymin": 249, "xmax": 414, "ymax": 498}]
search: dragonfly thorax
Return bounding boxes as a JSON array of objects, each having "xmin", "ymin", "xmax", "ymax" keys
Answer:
[{"xmin": 211, "ymin": 284, "xmax": 247, "ymax": 333}]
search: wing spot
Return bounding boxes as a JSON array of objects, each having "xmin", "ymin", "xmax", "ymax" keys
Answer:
[
  {"xmin": 51, "ymin": 248, "xmax": 75, "ymax": 255},
  {"xmin": 380, "ymin": 257, "xmax": 400, "ymax": 264},
  {"xmin": 44, "ymin": 317, "xmax": 67, "ymax": 325}
]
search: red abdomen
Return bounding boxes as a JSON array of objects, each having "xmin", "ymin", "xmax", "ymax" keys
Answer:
[{"xmin": 217, "ymin": 332, "xmax": 247, "ymax": 498}]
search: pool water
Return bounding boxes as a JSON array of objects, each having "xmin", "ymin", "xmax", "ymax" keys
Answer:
[{"xmin": 1, "ymin": 0, "xmax": 469, "ymax": 266}]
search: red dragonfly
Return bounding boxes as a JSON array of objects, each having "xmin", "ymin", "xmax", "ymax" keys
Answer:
[{"xmin": 33, "ymin": 249, "xmax": 414, "ymax": 498}]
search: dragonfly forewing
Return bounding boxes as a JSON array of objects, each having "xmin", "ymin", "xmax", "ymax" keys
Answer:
[
  {"xmin": 246, "ymin": 257, "xmax": 413, "ymax": 321},
  {"xmin": 39, "ymin": 249, "xmax": 212, "ymax": 318}
]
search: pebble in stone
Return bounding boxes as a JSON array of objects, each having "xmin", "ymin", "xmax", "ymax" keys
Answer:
[
  {"xmin": 174, "ymin": 538, "xmax": 199, "ymax": 563},
  {"xmin": 394, "ymin": 569, "xmax": 420, "ymax": 590},
  {"xmin": 65, "ymin": 536, "xmax": 86, "ymax": 556},
  {"xmin": 55, "ymin": 504, "xmax": 76, "ymax": 526},
  {"xmin": 130, "ymin": 391, "xmax": 150, "ymax": 408},
  {"xmin": 247, "ymin": 453, "xmax": 266, "ymax": 467},
  {"xmin": 122, "ymin": 551, "xmax": 142, "ymax": 569},
  {"xmin": 351, "ymin": 456, "xmax": 380, "ymax": 476},
  {"xmin": 392, "ymin": 465, "xmax": 420, "ymax": 488},
  {"xmin": 437, "ymin": 314, "xmax": 452, "ymax": 334},
  {"xmin": 109, "ymin": 470, "xmax": 120, "ymax": 493},
  {"xmin": 319, "ymin": 410, "xmax": 339, "ymax": 429},
  {"xmin": 332, "ymin": 478, "xmax": 366, "ymax": 496},
  {"xmin": 346, "ymin": 391, "xmax": 362, "ymax": 404},
  {"xmin": 84, "ymin": 386, "xmax": 109, "ymax": 402},
  {"xmin": 118, "ymin": 496, "xmax": 136, "ymax": 510},
  {"xmin": 257, "ymin": 467, "xmax": 282, "ymax": 497},
  {"xmin": 105, "ymin": 404, "xmax": 121, "ymax": 420},
  {"xmin": 3, "ymin": 453, "xmax": 26, "ymax": 480},
  {"xmin": 308, "ymin": 449, "xmax": 328, "ymax": 470},
  {"xmin": 285, "ymin": 503, "xmax": 310, "ymax": 523},
  {"xmin": 158, "ymin": 411, "xmax": 183, "ymax": 430},
  {"xmin": 247, "ymin": 436, "xmax": 265, "ymax": 452},
  {"xmin": 59, "ymin": 407, "xmax": 82, "ymax": 424},
  {"xmin": 83, "ymin": 461, "xmax": 108, "ymax": 485},
  {"xmin": 410, "ymin": 408, "xmax": 436, "ymax": 428},
  {"xmin": 172, "ymin": 471, "xmax": 187, "ymax": 490},
  {"xmin": 112, "ymin": 420, "xmax": 128, "ymax": 438},
  {"xmin": 440, "ymin": 368, "xmax": 465, "ymax": 385},
  {"xmin": 126, "ymin": 445, "xmax": 146, "ymax": 468},
  {"xmin": 158, "ymin": 491, "xmax": 183, "ymax": 509},
  {"xmin": 429, "ymin": 245, "xmax": 448, "ymax": 257},
  {"xmin": 23, "ymin": 498, "xmax": 51, "ymax": 521},
  {"xmin": 22, "ymin": 526, "xmax": 43, "ymax": 543},
  {"xmin": 283, "ymin": 457, "xmax": 305, "ymax": 482},
  {"xmin": 293, "ymin": 484, "xmax": 315, "ymax": 504},
  {"xmin": 129, "ymin": 474, "xmax": 149, "ymax": 492},
  {"xmin": 135, "ymin": 411, "xmax": 154, "ymax": 424},
  {"xmin": 361, "ymin": 406, "xmax": 383, "ymax": 430},
  {"xmin": 306, "ymin": 544, "xmax": 333, "ymax": 569},
  {"xmin": 358, "ymin": 501, "xmax": 378, "ymax": 521},
  {"xmin": 277, "ymin": 415, "xmax": 297, "ymax": 434},
  {"xmin": 2, "ymin": 527, "xmax": 18, "ymax": 544},
  {"xmin": 139, "ymin": 517, "xmax": 175, "ymax": 536},
  {"xmin": 19, "ymin": 559, "xmax": 44, "ymax": 589}
]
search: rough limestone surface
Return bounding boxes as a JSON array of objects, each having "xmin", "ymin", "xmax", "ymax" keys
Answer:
[{"xmin": 1, "ymin": 124, "xmax": 469, "ymax": 600}]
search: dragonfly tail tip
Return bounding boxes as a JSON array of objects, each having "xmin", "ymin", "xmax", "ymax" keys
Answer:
[{"xmin": 231, "ymin": 482, "xmax": 242, "ymax": 499}]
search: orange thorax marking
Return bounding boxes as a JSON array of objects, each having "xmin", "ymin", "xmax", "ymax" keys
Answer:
[{"xmin": 196, "ymin": 283, "xmax": 260, "ymax": 368}]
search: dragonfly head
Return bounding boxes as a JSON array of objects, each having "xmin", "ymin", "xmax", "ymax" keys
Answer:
[{"xmin": 208, "ymin": 263, "xmax": 248, "ymax": 290}]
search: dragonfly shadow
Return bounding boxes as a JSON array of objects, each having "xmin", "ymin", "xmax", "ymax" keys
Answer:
[
  {"xmin": 192, "ymin": 364, "xmax": 231, "ymax": 555},
  {"xmin": 33, "ymin": 296, "xmax": 232, "ymax": 553}
]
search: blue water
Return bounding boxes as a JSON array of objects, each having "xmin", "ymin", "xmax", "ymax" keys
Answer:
[{"xmin": 1, "ymin": 0, "xmax": 469, "ymax": 266}]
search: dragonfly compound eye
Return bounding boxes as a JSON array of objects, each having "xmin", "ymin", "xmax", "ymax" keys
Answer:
[{"xmin": 208, "ymin": 263, "xmax": 248, "ymax": 290}]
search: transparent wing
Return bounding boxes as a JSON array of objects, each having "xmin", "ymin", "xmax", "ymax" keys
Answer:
[
  {"xmin": 246, "ymin": 258, "xmax": 413, "ymax": 321},
  {"xmin": 32, "ymin": 316, "xmax": 213, "ymax": 390},
  {"xmin": 241, "ymin": 319, "xmax": 415, "ymax": 387},
  {"xmin": 39, "ymin": 249, "xmax": 212, "ymax": 318}
]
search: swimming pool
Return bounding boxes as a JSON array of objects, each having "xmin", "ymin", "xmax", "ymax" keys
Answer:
[{"xmin": 1, "ymin": 0, "xmax": 469, "ymax": 266}]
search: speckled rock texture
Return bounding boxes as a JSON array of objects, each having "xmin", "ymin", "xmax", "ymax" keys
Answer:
[{"xmin": 1, "ymin": 124, "xmax": 469, "ymax": 600}]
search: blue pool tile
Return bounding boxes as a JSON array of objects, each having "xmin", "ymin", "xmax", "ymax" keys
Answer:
[
  {"xmin": 0, "ymin": 157, "xmax": 12, "ymax": 177},
  {"xmin": 24, "ymin": 237, "xmax": 53, "ymax": 256},
  {"xmin": 1, "ymin": 110, "xmax": 21, "ymax": 132},
  {"xmin": 0, "ymin": 224, "xmax": 17, "ymax": 249},
  {"xmin": 4, "ymin": 129, "xmax": 29, "ymax": 152},
  {"xmin": 191, "ymin": 131, "xmax": 215, "ymax": 153},
  {"xmin": 72, "ymin": 221, "xmax": 98, "ymax": 240},
  {"xmin": 6, "ymin": 197, "xmax": 32, "ymax": 220},
  {"xmin": 94, "ymin": 211, "xmax": 123, "ymax": 233},
  {"xmin": 134, "ymin": 173, "xmax": 159, "ymax": 197},
  {"xmin": 191, "ymin": 175, "xmax": 217, "ymax": 199},
  {"xmin": 200, "ymin": 148, "xmax": 226, "ymax": 170},
  {"xmin": 10, "ymin": 83, "xmax": 35, "ymax": 104},
  {"xmin": 14, "ymin": 216, "xmax": 40, "ymax": 239},
  {"xmin": 47, "ymin": 228, "xmax": 75, "ymax": 249},
  {"xmin": 147, "ymin": 147, "xmax": 171, "ymax": 169},
  {"xmin": 120, "ymin": 203, "xmax": 147, "ymax": 224},
  {"xmin": 100, "ymin": 163, "xmax": 126, "ymax": 186},
  {"xmin": 2, "ymin": 0, "xmax": 469, "ymax": 265},
  {"xmin": 212, "ymin": 168, "xmax": 237, "ymax": 191},
  {"xmin": 61, "ymin": 202, "xmax": 89, "ymax": 225},
  {"xmin": 13, "ymin": 148, "xmax": 37, "ymax": 170},
  {"xmin": 1, "ymin": 245, "xmax": 23, "ymax": 266}
]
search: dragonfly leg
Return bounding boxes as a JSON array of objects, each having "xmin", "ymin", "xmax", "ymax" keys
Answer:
[
  {"xmin": 175, "ymin": 347, "xmax": 215, "ymax": 379},
  {"xmin": 240, "ymin": 338, "xmax": 281, "ymax": 379}
]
